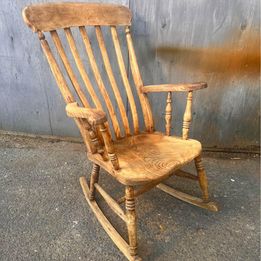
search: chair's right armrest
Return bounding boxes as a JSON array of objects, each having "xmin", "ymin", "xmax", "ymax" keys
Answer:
[
  {"xmin": 66, "ymin": 102, "xmax": 107, "ymax": 126},
  {"xmin": 142, "ymin": 82, "xmax": 207, "ymax": 93}
]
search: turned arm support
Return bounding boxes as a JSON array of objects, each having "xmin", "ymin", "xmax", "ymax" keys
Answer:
[
  {"xmin": 142, "ymin": 82, "xmax": 207, "ymax": 139},
  {"xmin": 66, "ymin": 102, "xmax": 119, "ymax": 170}
]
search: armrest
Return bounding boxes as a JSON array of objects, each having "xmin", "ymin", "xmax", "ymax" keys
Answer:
[
  {"xmin": 66, "ymin": 102, "xmax": 119, "ymax": 169},
  {"xmin": 66, "ymin": 102, "xmax": 107, "ymax": 126},
  {"xmin": 142, "ymin": 82, "xmax": 207, "ymax": 93}
]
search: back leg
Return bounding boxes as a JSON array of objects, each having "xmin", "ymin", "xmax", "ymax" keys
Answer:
[
  {"xmin": 194, "ymin": 155, "xmax": 209, "ymax": 201},
  {"xmin": 89, "ymin": 163, "xmax": 100, "ymax": 201}
]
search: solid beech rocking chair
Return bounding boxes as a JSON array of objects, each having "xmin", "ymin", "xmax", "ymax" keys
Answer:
[{"xmin": 23, "ymin": 3, "xmax": 218, "ymax": 260}]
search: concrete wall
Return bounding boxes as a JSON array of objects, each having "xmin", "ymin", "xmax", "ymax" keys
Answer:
[{"xmin": 0, "ymin": 0, "xmax": 259, "ymax": 150}]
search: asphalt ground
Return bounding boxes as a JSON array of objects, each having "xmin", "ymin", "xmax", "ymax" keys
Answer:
[{"xmin": 0, "ymin": 134, "xmax": 260, "ymax": 261}]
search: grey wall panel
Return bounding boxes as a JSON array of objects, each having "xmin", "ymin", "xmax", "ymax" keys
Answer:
[
  {"xmin": 131, "ymin": 0, "xmax": 260, "ymax": 149},
  {"xmin": 0, "ymin": 0, "xmax": 259, "ymax": 149},
  {"xmin": 0, "ymin": 0, "xmax": 129, "ymax": 138}
]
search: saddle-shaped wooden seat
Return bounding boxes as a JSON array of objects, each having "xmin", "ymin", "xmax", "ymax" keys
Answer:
[
  {"xmin": 89, "ymin": 133, "xmax": 202, "ymax": 185},
  {"xmin": 22, "ymin": 3, "xmax": 218, "ymax": 260}
]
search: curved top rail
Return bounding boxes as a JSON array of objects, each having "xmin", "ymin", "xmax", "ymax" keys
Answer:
[{"xmin": 22, "ymin": 2, "xmax": 132, "ymax": 32}]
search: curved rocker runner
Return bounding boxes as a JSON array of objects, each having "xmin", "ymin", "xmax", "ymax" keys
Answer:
[{"xmin": 22, "ymin": 3, "xmax": 219, "ymax": 260}]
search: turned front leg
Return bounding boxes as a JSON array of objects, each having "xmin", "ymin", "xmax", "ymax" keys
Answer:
[
  {"xmin": 195, "ymin": 156, "xmax": 209, "ymax": 201},
  {"xmin": 125, "ymin": 186, "xmax": 138, "ymax": 258}
]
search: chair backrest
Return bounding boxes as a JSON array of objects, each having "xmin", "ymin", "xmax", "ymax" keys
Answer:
[{"xmin": 22, "ymin": 3, "xmax": 154, "ymax": 145}]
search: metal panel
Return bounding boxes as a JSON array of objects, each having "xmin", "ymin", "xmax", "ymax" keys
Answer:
[
  {"xmin": 131, "ymin": 0, "xmax": 260, "ymax": 149},
  {"xmin": 0, "ymin": 0, "xmax": 129, "ymax": 137},
  {"xmin": 0, "ymin": 0, "xmax": 259, "ymax": 149}
]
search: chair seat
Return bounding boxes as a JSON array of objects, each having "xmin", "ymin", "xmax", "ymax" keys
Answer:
[{"xmin": 89, "ymin": 133, "xmax": 202, "ymax": 185}]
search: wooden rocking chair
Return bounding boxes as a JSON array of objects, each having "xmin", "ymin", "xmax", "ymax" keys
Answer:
[{"xmin": 23, "ymin": 3, "xmax": 218, "ymax": 260}]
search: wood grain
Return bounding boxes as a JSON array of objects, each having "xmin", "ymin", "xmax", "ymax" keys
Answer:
[
  {"xmin": 157, "ymin": 183, "xmax": 218, "ymax": 212},
  {"xmin": 125, "ymin": 27, "xmax": 154, "ymax": 132},
  {"xmin": 22, "ymin": 3, "xmax": 131, "ymax": 32},
  {"xmin": 142, "ymin": 82, "xmax": 207, "ymax": 93},
  {"xmin": 88, "ymin": 133, "xmax": 202, "ymax": 185},
  {"xmin": 38, "ymin": 32, "xmax": 74, "ymax": 104},
  {"xmin": 80, "ymin": 119, "xmax": 103, "ymax": 154},
  {"xmin": 89, "ymin": 163, "xmax": 100, "ymax": 201},
  {"xmin": 95, "ymin": 26, "xmax": 131, "ymax": 136},
  {"xmin": 125, "ymin": 186, "xmax": 138, "ymax": 257},
  {"xmin": 23, "ymin": 4, "xmax": 218, "ymax": 260},
  {"xmin": 182, "ymin": 91, "xmax": 193, "ymax": 140},
  {"xmin": 111, "ymin": 26, "xmax": 139, "ymax": 134},
  {"xmin": 66, "ymin": 102, "xmax": 107, "ymax": 126},
  {"xmin": 99, "ymin": 123, "xmax": 119, "ymax": 170},
  {"xmin": 64, "ymin": 28, "xmax": 103, "ymax": 110},
  {"xmin": 80, "ymin": 177, "xmax": 137, "ymax": 261},
  {"xmin": 165, "ymin": 92, "xmax": 172, "ymax": 136},
  {"xmin": 95, "ymin": 183, "xmax": 126, "ymax": 222},
  {"xmin": 195, "ymin": 155, "xmax": 209, "ymax": 201},
  {"xmin": 79, "ymin": 26, "xmax": 121, "ymax": 138},
  {"xmin": 50, "ymin": 30, "xmax": 90, "ymax": 108}
]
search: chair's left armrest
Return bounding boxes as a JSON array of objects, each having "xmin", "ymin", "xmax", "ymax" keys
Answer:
[
  {"xmin": 141, "ymin": 82, "xmax": 207, "ymax": 139},
  {"xmin": 66, "ymin": 102, "xmax": 107, "ymax": 126},
  {"xmin": 141, "ymin": 82, "xmax": 207, "ymax": 93}
]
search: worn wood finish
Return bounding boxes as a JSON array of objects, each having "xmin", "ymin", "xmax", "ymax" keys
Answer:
[
  {"xmin": 157, "ymin": 183, "xmax": 218, "ymax": 212},
  {"xmin": 22, "ymin": 3, "xmax": 131, "ymax": 32},
  {"xmin": 165, "ymin": 92, "xmax": 172, "ymax": 136},
  {"xmin": 94, "ymin": 183, "xmax": 126, "ymax": 222},
  {"xmin": 99, "ymin": 123, "xmax": 119, "ymax": 170},
  {"xmin": 80, "ymin": 177, "xmax": 140, "ymax": 261},
  {"xmin": 117, "ymin": 169, "xmax": 198, "ymax": 204},
  {"xmin": 118, "ymin": 179, "xmax": 163, "ymax": 204},
  {"xmin": 50, "ymin": 30, "xmax": 90, "ymax": 108},
  {"xmin": 64, "ymin": 27, "xmax": 102, "ymax": 110},
  {"xmin": 95, "ymin": 26, "xmax": 131, "ymax": 136},
  {"xmin": 182, "ymin": 91, "xmax": 193, "ymax": 140},
  {"xmin": 23, "ymin": 3, "xmax": 218, "ymax": 260},
  {"xmin": 89, "ymin": 163, "xmax": 100, "ymax": 201},
  {"xmin": 125, "ymin": 27, "xmax": 154, "ymax": 132},
  {"xmin": 79, "ymin": 26, "xmax": 121, "ymax": 138},
  {"xmin": 88, "ymin": 133, "xmax": 202, "ymax": 185},
  {"xmin": 111, "ymin": 26, "xmax": 139, "ymax": 134},
  {"xmin": 38, "ymin": 32, "xmax": 74, "ymax": 104},
  {"xmin": 142, "ymin": 82, "xmax": 207, "ymax": 93},
  {"xmin": 125, "ymin": 186, "xmax": 138, "ymax": 257},
  {"xmin": 64, "ymin": 27, "xmax": 114, "ymax": 140},
  {"xmin": 174, "ymin": 169, "xmax": 199, "ymax": 181},
  {"xmin": 66, "ymin": 102, "xmax": 107, "ymax": 126},
  {"xmin": 37, "ymin": 31, "xmax": 93, "ymax": 154},
  {"xmin": 194, "ymin": 155, "xmax": 209, "ymax": 201},
  {"xmin": 77, "ymin": 118, "xmax": 97, "ymax": 154}
]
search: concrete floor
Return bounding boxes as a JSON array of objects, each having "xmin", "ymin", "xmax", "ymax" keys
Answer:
[{"xmin": 0, "ymin": 134, "xmax": 260, "ymax": 261}]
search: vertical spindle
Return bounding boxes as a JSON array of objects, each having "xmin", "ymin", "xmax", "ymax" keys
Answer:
[
  {"xmin": 165, "ymin": 92, "xmax": 172, "ymax": 136},
  {"xmin": 99, "ymin": 123, "xmax": 119, "ymax": 170},
  {"xmin": 182, "ymin": 91, "xmax": 193, "ymax": 139}
]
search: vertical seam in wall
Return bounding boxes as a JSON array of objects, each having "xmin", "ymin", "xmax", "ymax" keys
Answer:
[
  {"xmin": 127, "ymin": 0, "xmax": 131, "ymax": 81},
  {"xmin": 42, "ymin": 84, "xmax": 53, "ymax": 135},
  {"xmin": 126, "ymin": 0, "xmax": 131, "ymax": 117}
]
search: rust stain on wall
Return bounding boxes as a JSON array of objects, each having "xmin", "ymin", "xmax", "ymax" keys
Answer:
[{"xmin": 156, "ymin": 30, "xmax": 260, "ymax": 77}]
